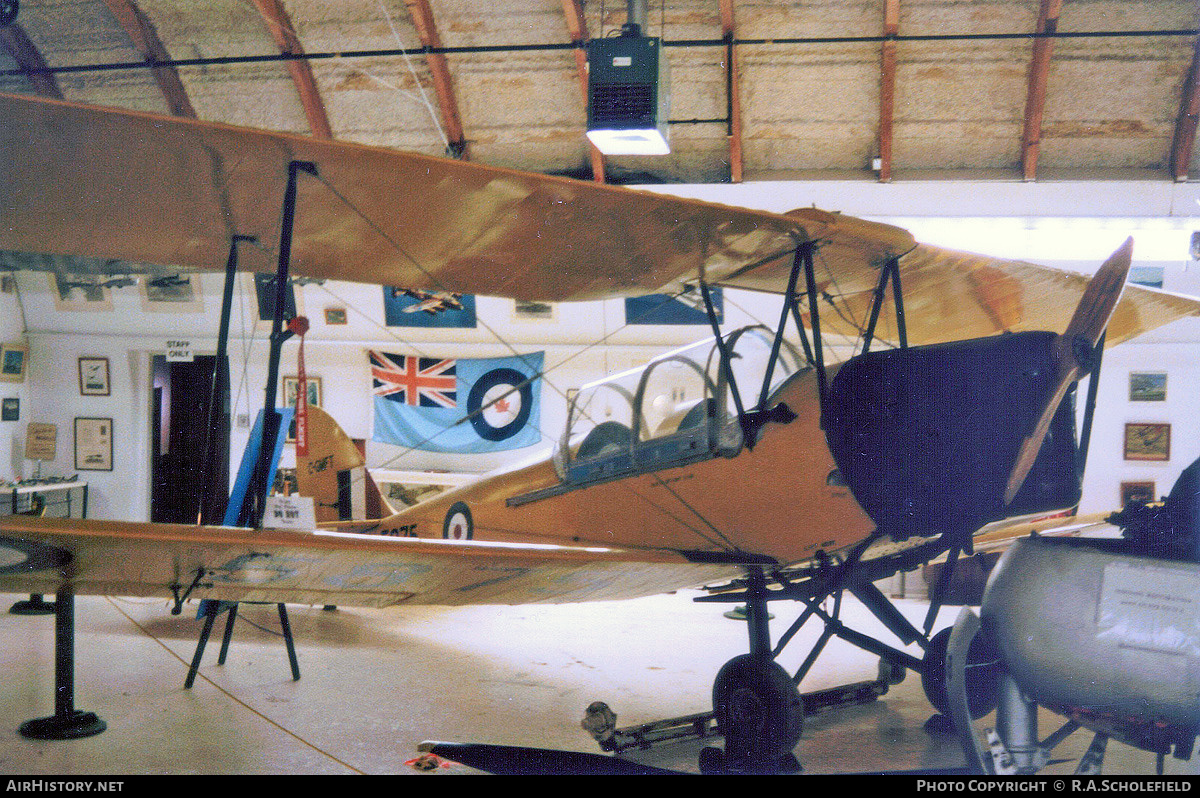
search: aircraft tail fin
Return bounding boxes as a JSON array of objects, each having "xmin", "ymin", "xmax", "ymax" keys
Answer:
[{"xmin": 295, "ymin": 405, "xmax": 394, "ymax": 522}]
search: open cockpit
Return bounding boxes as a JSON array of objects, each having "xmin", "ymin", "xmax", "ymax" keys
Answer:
[{"xmin": 556, "ymin": 326, "xmax": 807, "ymax": 487}]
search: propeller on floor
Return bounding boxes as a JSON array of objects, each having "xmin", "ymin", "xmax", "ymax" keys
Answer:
[{"xmin": 1002, "ymin": 238, "xmax": 1133, "ymax": 507}]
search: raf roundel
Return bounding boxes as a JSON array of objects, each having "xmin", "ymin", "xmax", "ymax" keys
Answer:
[
  {"xmin": 467, "ymin": 367, "xmax": 533, "ymax": 442},
  {"xmin": 443, "ymin": 502, "xmax": 474, "ymax": 540}
]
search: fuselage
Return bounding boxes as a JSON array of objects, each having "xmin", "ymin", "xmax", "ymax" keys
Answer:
[{"xmin": 362, "ymin": 364, "xmax": 877, "ymax": 566}]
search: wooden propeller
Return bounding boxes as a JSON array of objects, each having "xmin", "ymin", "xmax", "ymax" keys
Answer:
[{"xmin": 1002, "ymin": 238, "xmax": 1134, "ymax": 506}]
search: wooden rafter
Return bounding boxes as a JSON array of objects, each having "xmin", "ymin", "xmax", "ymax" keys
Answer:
[
  {"xmin": 0, "ymin": 23, "xmax": 63, "ymax": 98},
  {"xmin": 249, "ymin": 0, "xmax": 333, "ymax": 139},
  {"xmin": 877, "ymin": 0, "xmax": 900, "ymax": 182},
  {"xmin": 561, "ymin": 0, "xmax": 606, "ymax": 182},
  {"xmin": 403, "ymin": 0, "xmax": 467, "ymax": 158},
  {"xmin": 101, "ymin": 0, "xmax": 195, "ymax": 118},
  {"xmin": 1021, "ymin": 0, "xmax": 1063, "ymax": 181},
  {"xmin": 719, "ymin": 0, "xmax": 744, "ymax": 183},
  {"xmin": 1171, "ymin": 34, "xmax": 1200, "ymax": 181}
]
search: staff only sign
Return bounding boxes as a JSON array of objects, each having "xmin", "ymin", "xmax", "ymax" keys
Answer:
[{"xmin": 369, "ymin": 350, "xmax": 543, "ymax": 454}]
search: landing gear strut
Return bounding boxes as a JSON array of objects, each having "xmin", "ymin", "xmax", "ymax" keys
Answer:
[
  {"xmin": 694, "ymin": 543, "xmax": 1001, "ymax": 770},
  {"xmin": 697, "ymin": 568, "xmax": 805, "ymax": 772}
]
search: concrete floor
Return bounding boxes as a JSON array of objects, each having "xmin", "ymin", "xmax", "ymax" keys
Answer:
[{"xmin": 0, "ymin": 589, "xmax": 1194, "ymax": 776}]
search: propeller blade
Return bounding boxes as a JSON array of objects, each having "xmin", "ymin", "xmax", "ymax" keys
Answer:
[
  {"xmin": 1003, "ymin": 238, "xmax": 1133, "ymax": 506},
  {"xmin": 1064, "ymin": 237, "xmax": 1135, "ymax": 344}
]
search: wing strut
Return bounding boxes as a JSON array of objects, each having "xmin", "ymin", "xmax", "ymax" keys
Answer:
[
  {"xmin": 239, "ymin": 160, "xmax": 318, "ymax": 528},
  {"xmin": 756, "ymin": 245, "xmax": 807, "ymax": 410},
  {"xmin": 704, "ymin": 243, "xmax": 823, "ymax": 449},
  {"xmin": 861, "ymin": 255, "xmax": 908, "ymax": 355},
  {"xmin": 197, "ymin": 234, "xmax": 257, "ymax": 525},
  {"xmin": 799, "ymin": 243, "xmax": 829, "ymax": 412},
  {"xmin": 701, "ymin": 280, "xmax": 749, "ymax": 428}
]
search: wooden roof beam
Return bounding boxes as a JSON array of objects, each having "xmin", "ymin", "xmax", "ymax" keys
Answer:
[
  {"xmin": 719, "ymin": 0, "xmax": 744, "ymax": 183},
  {"xmin": 101, "ymin": 0, "xmax": 196, "ymax": 118},
  {"xmin": 877, "ymin": 0, "xmax": 899, "ymax": 183},
  {"xmin": 403, "ymin": 0, "xmax": 467, "ymax": 158},
  {"xmin": 561, "ymin": 0, "xmax": 606, "ymax": 182},
  {"xmin": 0, "ymin": 23, "xmax": 63, "ymax": 99},
  {"xmin": 249, "ymin": 0, "xmax": 333, "ymax": 140},
  {"xmin": 1021, "ymin": 0, "xmax": 1063, "ymax": 181},
  {"xmin": 1171, "ymin": 34, "xmax": 1200, "ymax": 181}
]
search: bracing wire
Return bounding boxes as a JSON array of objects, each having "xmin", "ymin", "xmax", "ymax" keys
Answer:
[{"xmin": 270, "ymin": 170, "xmax": 750, "ymax": 550}]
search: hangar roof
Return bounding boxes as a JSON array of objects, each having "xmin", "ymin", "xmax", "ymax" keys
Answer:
[{"xmin": 1, "ymin": 0, "xmax": 1197, "ymax": 185}]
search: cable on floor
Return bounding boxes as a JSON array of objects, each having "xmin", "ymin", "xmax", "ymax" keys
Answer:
[{"xmin": 104, "ymin": 597, "xmax": 367, "ymax": 775}]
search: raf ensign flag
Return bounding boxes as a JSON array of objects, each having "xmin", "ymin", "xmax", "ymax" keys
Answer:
[{"xmin": 370, "ymin": 350, "xmax": 544, "ymax": 453}]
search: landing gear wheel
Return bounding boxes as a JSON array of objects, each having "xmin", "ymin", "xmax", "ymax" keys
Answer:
[
  {"xmin": 921, "ymin": 626, "xmax": 1001, "ymax": 720},
  {"xmin": 712, "ymin": 654, "xmax": 804, "ymax": 773}
]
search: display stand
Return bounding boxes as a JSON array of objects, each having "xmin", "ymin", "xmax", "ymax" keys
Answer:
[
  {"xmin": 17, "ymin": 589, "xmax": 106, "ymax": 740},
  {"xmin": 9, "ymin": 595, "xmax": 56, "ymax": 615},
  {"xmin": 185, "ymin": 600, "xmax": 300, "ymax": 688}
]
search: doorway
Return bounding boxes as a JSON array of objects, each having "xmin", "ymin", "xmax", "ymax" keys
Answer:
[{"xmin": 150, "ymin": 355, "xmax": 230, "ymax": 524}]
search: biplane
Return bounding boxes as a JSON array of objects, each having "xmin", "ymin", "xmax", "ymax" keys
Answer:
[{"xmin": 2, "ymin": 91, "xmax": 1200, "ymax": 772}]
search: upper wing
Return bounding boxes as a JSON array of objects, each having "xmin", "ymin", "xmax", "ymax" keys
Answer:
[
  {"xmin": 0, "ymin": 93, "xmax": 925, "ymax": 303},
  {"xmin": 0, "ymin": 516, "xmax": 740, "ymax": 607},
  {"xmin": 782, "ymin": 241, "xmax": 1200, "ymax": 347},
  {"xmin": 1, "ymin": 92, "xmax": 810, "ymax": 302}
]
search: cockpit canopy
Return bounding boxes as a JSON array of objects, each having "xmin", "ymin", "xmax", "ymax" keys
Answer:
[{"xmin": 555, "ymin": 326, "xmax": 808, "ymax": 485}]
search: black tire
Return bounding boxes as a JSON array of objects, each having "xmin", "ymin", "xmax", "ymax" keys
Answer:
[
  {"xmin": 712, "ymin": 654, "xmax": 804, "ymax": 766},
  {"xmin": 921, "ymin": 626, "xmax": 1002, "ymax": 719}
]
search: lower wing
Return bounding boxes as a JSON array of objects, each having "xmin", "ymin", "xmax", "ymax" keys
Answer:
[{"xmin": 0, "ymin": 516, "xmax": 741, "ymax": 608}]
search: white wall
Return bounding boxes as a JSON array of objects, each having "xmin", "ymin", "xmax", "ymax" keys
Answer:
[
  {"xmin": 6, "ymin": 178, "xmax": 1200, "ymax": 523},
  {"xmin": 0, "ymin": 280, "xmax": 29, "ymax": 481},
  {"xmin": 1078, "ymin": 341, "xmax": 1200, "ymax": 514}
]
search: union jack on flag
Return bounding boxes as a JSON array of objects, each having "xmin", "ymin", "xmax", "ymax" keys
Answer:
[{"xmin": 370, "ymin": 352, "xmax": 457, "ymax": 408}]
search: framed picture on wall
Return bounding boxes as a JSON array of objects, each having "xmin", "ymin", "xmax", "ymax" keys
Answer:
[
  {"xmin": 513, "ymin": 299, "xmax": 556, "ymax": 322},
  {"xmin": 283, "ymin": 376, "xmax": 321, "ymax": 410},
  {"xmin": 1129, "ymin": 372, "xmax": 1167, "ymax": 402},
  {"xmin": 0, "ymin": 341, "xmax": 28, "ymax": 382},
  {"xmin": 283, "ymin": 376, "xmax": 321, "ymax": 442},
  {"xmin": 50, "ymin": 273, "xmax": 113, "ymax": 312},
  {"xmin": 383, "ymin": 287, "xmax": 476, "ymax": 328},
  {"xmin": 1124, "ymin": 422, "xmax": 1170, "ymax": 462},
  {"xmin": 25, "ymin": 422, "xmax": 57, "ymax": 461},
  {"xmin": 323, "ymin": 307, "xmax": 348, "ymax": 325},
  {"xmin": 1, "ymin": 398, "xmax": 17, "ymax": 422},
  {"xmin": 139, "ymin": 274, "xmax": 204, "ymax": 313},
  {"xmin": 74, "ymin": 417, "xmax": 113, "ymax": 471},
  {"xmin": 78, "ymin": 357, "xmax": 111, "ymax": 396},
  {"xmin": 1120, "ymin": 481, "xmax": 1156, "ymax": 506}
]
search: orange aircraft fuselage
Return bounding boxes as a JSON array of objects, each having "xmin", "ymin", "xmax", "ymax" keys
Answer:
[{"xmin": 358, "ymin": 364, "xmax": 877, "ymax": 566}]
